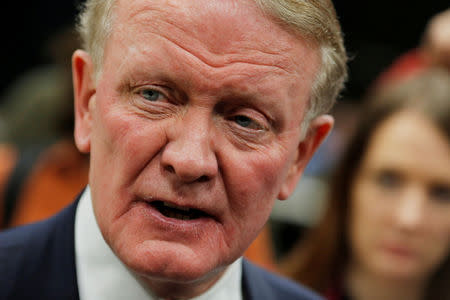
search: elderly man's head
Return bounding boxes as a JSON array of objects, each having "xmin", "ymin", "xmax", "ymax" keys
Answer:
[
  {"xmin": 72, "ymin": 0, "xmax": 346, "ymax": 298},
  {"xmin": 77, "ymin": 0, "xmax": 347, "ymax": 127}
]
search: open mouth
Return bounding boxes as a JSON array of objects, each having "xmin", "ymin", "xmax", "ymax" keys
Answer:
[{"xmin": 150, "ymin": 201, "xmax": 209, "ymax": 221}]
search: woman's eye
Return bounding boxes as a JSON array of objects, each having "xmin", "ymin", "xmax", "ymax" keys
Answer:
[
  {"xmin": 140, "ymin": 89, "xmax": 165, "ymax": 102},
  {"xmin": 375, "ymin": 170, "xmax": 403, "ymax": 189},
  {"xmin": 429, "ymin": 184, "xmax": 450, "ymax": 203}
]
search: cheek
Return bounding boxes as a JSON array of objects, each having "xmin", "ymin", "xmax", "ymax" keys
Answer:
[
  {"xmin": 431, "ymin": 237, "xmax": 450, "ymax": 264},
  {"xmin": 428, "ymin": 214, "xmax": 450, "ymax": 239},
  {"xmin": 93, "ymin": 96, "xmax": 168, "ymax": 179},
  {"xmin": 89, "ymin": 95, "xmax": 169, "ymax": 223},
  {"xmin": 424, "ymin": 213, "xmax": 450, "ymax": 263},
  {"xmin": 348, "ymin": 181, "xmax": 382, "ymax": 257},
  {"xmin": 221, "ymin": 147, "xmax": 292, "ymax": 224}
]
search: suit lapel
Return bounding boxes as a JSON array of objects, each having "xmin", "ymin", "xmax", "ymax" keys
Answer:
[
  {"xmin": 241, "ymin": 259, "xmax": 275, "ymax": 300},
  {"xmin": 41, "ymin": 194, "xmax": 81, "ymax": 299}
]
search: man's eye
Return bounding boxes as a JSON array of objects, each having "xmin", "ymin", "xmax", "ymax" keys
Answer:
[
  {"xmin": 140, "ymin": 89, "xmax": 165, "ymax": 102},
  {"xmin": 232, "ymin": 115, "xmax": 261, "ymax": 130}
]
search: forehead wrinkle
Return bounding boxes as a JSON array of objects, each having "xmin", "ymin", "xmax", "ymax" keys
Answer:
[
  {"xmin": 118, "ymin": 0, "xmax": 303, "ymax": 75},
  {"xmin": 156, "ymin": 32, "xmax": 296, "ymax": 76},
  {"xmin": 111, "ymin": 32, "xmax": 291, "ymax": 95},
  {"xmin": 116, "ymin": 33, "xmax": 292, "ymax": 87},
  {"xmin": 114, "ymin": 27, "xmax": 301, "ymax": 96}
]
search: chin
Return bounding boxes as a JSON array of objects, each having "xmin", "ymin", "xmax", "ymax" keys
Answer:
[
  {"xmin": 113, "ymin": 239, "xmax": 229, "ymax": 284},
  {"xmin": 373, "ymin": 259, "xmax": 427, "ymax": 281}
]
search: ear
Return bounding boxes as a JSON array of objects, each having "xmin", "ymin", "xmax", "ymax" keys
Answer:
[
  {"xmin": 72, "ymin": 49, "xmax": 96, "ymax": 153},
  {"xmin": 277, "ymin": 114, "xmax": 334, "ymax": 200}
]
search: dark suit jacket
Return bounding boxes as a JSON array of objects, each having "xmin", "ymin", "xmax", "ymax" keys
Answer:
[{"xmin": 0, "ymin": 198, "xmax": 322, "ymax": 300}]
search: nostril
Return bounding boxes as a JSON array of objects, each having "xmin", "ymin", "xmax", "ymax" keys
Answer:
[
  {"xmin": 165, "ymin": 165, "xmax": 175, "ymax": 173},
  {"xmin": 163, "ymin": 164, "xmax": 212, "ymax": 183}
]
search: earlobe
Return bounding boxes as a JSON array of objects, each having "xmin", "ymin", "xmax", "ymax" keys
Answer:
[
  {"xmin": 72, "ymin": 50, "xmax": 96, "ymax": 153},
  {"xmin": 277, "ymin": 115, "xmax": 334, "ymax": 200}
]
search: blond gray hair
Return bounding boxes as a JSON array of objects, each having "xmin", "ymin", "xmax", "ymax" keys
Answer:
[{"xmin": 77, "ymin": 0, "xmax": 347, "ymax": 126}]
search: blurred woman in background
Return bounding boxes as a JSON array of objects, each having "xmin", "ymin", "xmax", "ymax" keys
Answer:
[{"xmin": 282, "ymin": 68, "xmax": 450, "ymax": 300}]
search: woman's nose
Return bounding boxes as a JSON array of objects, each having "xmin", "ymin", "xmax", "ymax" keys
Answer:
[{"xmin": 393, "ymin": 186, "xmax": 426, "ymax": 231}]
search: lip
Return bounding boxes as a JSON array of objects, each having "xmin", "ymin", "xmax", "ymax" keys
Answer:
[
  {"xmin": 134, "ymin": 197, "xmax": 219, "ymax": 230},
  {"xmin": 381, "ymin": 244, "xmax": 416, "ymax": 259}
]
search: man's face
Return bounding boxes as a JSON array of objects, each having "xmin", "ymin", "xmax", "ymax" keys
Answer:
[{"xmin": 73, "ymin": 0, "xmax": 326, "ymax": 295}]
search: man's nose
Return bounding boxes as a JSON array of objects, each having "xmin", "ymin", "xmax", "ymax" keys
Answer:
[
  {"xmin": 161, "ymin": 109, "xmax": 218, "ymax": 183},
  {"xmin": 393, "ymin": 186, "xmax": 426, "ymax": 231}
]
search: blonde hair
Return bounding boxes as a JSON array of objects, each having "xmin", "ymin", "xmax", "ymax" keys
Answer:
[
  {"xmin": 76, "ymin": 0, "xmax": 116, "ymax": 79},
  {"xmin": 77, "ymin": 0, "xmax": 347, "ymax": 124}
]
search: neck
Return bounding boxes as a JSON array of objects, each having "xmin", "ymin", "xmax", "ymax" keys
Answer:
[{"xmin": 345, "ymin": 262, "xmax": 427, "ymax": 300}]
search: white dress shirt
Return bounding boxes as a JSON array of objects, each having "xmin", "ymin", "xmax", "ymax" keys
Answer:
[{"xmin": 75, "ymin": 187, "xmax": 243, "ymax": 300}]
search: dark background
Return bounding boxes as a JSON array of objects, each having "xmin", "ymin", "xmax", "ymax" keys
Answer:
[
  {"xmin": 333, "ymin": 1, "xmax": 450, "ymax": 99},
  {"xmin": 1, "ymin": 1, "xmax": 449, "ymax": 101}
]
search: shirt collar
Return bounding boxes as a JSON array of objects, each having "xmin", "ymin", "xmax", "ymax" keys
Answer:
[{"xmin": 75, "ymin": 186, "xmax": 243, "ymax": 300}]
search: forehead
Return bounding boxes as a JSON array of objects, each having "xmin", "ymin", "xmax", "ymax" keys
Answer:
[
  {"xmin": 110, "ymin": 0, "xmax": 319, "ymax": 75},
  {"xmin": 363, "ymin": 110, "xmax": 450, "ymax": 180}
]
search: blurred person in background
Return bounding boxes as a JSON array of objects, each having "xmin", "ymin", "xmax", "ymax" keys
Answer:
[
  {"xmin": 0, "ymin": 26, "xmax": 78, "ymax": 146},
  {"xmin": 281, "ymin": 68, "xmax": 450, "ymax": 300},
  {"xmin": 421, "ymin": 8, "xmax": 450, "ymax": 70},
  {"xmin": 374, "ymin": 8, "xmax": 450, "ymax": 88},
  {"xmin": 0, "ymin": 26, "xmax": 89, "ymax": 229}
]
